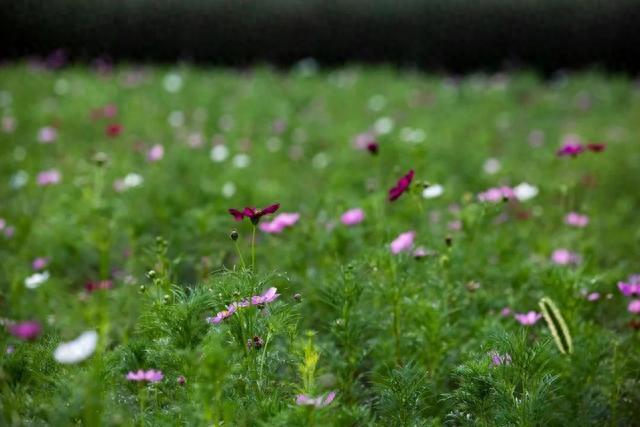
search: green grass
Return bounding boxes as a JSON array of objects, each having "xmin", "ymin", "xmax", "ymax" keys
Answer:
[{"xmin": 1, "ymin": 64, "xmax": 640, "ymax": 426}]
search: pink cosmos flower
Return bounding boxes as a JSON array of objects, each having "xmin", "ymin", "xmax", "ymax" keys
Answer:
[
  {"xmin": 489, "ymin": 351, "xmax": 512, "ymax": 366},
  {"xmin": 557, "ymin": 142, "xmax": 585, "ymax": 157},
  {"xmin": 7, "ymin": 321, "xmax": 42, "ymax": 341},
  {"xmin": 207, "ymin": 304, "xmax": 237, "ymax": 324},
  {"xmin": 500, "ymin": 307, "xmax": 512, "ymax": 317},
  {"xmin": 353, "ymin": 132, "xmax": 376, "ymax": 150},
  {"xmin": 340, "ymin": 208, "xmax": 365, "ymax": 226},
  {"xmin": 296, "ymin": 391, "xmax": 336, "ymax": 408},
  {"xmin": 105, "ymin": 123, "xmax": 123, "ymax": 137},
  {"xmin": 38, "ymin": 126, "xmax": 57, "ymax": 143},
  {"xmin": 32, "ymin": 257, "xmax": 49, "ymax": 271},
  {"xmin": 618, "ymin": 282, "xmax": 640, "ymax": 297},
  {"xmin": 2, "ymin": 116, "xmax": 16, "ymax": 133},
  {"xmin": 390, "ymin": 231, "xmax": 415, "ymax": 254},
  {"xmin": 551, "ymin": 249, "xmax": 581, "ymax": 266},
  {"xmin": 564, "ymin": 212, "xmax": 589, "ymax": 227},
  {"xmin": 629, "ymin": 275, "xmax": 640, "ymax": 285},
  {"xmin": 514, "ymin": 311, "xmax": 542, "ymax": 325},
  {"xmin": 126, "ymin": 369, "xmax": 164, "ymax": 382},
  {"xmin": 412, "ymin": 246, "xmax": 430, "ymax": 258},
  {"xmin": 259, "ymin": 212, "xmax": 300, "ymax": 233},
  {"xmin": 251, "ymin": 287, "xmax": 280, "ymax": 305},
  {"xmin": 37, "ymin": 169, "xmax": 61, "ymax": 186},
  {"xmin": 4, "ymin": 226, "xmax": 15, "ymax": 238},
  {"xmin": 388, "ymin": 170, "xmax": 414, "ymax": 201},
  {"xmin": 147, "ymin": 144, "xmax": 164, "ymax": 162},
  {"xmin": 587, "ymin": 292, "xmax": 601, "ymax": 301},
  {"xmin": 0, "ymin": 218, "xmax": 5, "ymax": 230},
  {"xmin": 229, "ymin": 204, "xmax": 280, "ymax": 225},
  {"xmin": 628, "ymin": 300, "xmax": 640, "ymax": 314},
  {"xmin": 478, "ymin": 186, "xmax": 515, "ymax": 202}
]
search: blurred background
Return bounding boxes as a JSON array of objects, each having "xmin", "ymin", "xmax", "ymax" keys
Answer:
[{"xmin": 2, "ymin": 0, "xmax": 640, "ymax": 73}]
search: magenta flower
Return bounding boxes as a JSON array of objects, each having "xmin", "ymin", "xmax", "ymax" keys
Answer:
[
  {"xmin": 147, "ymin": 144, "xmax": 164, "ymax": 162},
  {"xmin": 478, "ymin": 186, "xmax": 515, "ymax": 202},
  {"xmin": 296, "ymin": 391, "xmax": 336, "ymax": 408},
  {"xmin": 251, "ymin": 287, "xmax": 280, "ymax": 305},
  {"xmin": 37, "ymin": 169, "xmax": 61, "ymax": 186},
  {"xmin": 32, "ymin": 257, "xmax": 49, "ymax": 271},
  {"xmin": 207, "ymin": 304, "xmax": 237, "ymax": 324},
  {"xmin": 514, "ymin": 311, "xmax": 542, "ymax": 325},
  {"xmin": 340, "ymin": 208, "xmax": 365, "ymax": 226},
  {"xmin": 259, "ymin": 212, "xmax": 300, "ymax": 233},
  {"xmin": 564, "ymin": 212, "xmax": 589, "ymax": 227},
  {"xmin": 551, "ymin": 249, "xmax": 581, "ymax": 266},
  {"xmin": 557, "ymin": 143, "xmax": 584, "ymax": 157},
  {"xmin": 390, "ymin": 231, "xmax": 415, "ymax": 254},
  {"xmin": 489, "ymin": 351, "xmax": 512, "ymax": 366},
  {"xmin": 7, "ymin": 321, "xmax": 42, "ymax": 341},
  {"xmin": 229, "ymin": 203, "xmax": 280, "ymax": 225},
  {"xmin": 618, "ymin": 281, "xmax": 640, "ymax": 297},
  {"xmin": 105, "ymin": 123, "xmax": 123, "ymax": 137},
  {"xmin": 38, "ymin": 126, "xmax": 57, "ymax": 144},
  {"xmin": 628, "ymin": 300, "xmax": 640, "ymax": 314},
  {"xmin": 388, "ymin": 170, "xmax": 414, "ymax": 201},
  {"xmin": 126, "ymin": 369, "xmax": 164, "ymax": 382}
]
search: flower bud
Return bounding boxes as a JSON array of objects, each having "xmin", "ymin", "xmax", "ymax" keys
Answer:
[
  {"xmin": 445, "ymin": 235, "xmax": 453, "ymax": 247},
  {"xmin": 177, "ymin": 375, "xmax": 186, "ymax": 385},
  {"xmin": 230, "ymin": 229, "xmax": 239, "ymax": 241},
  {"xmin": 146, "ymin": 270, "xmax": 156, "ymax": 279},
  {"xmin": 93, "ymin": 151, "xmax": 109, "ymax": 167},
  {"xmin": 293, "ymin": 293, "xmax": 302, "ymax": 302},
  {"xmin": 139, "ymin": 285, "xmax": 146, "ymax": 293}
]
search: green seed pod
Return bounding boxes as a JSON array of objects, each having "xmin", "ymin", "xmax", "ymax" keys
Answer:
[{"xmin": 539, "ymin": 297, "xmax": 573, "ymax": 355}]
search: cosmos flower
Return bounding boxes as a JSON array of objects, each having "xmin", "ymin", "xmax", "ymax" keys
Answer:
[
  {"xmin": 53, "ymin": 331, "xmax": 98, "ymax": 364},
  {"xmin": 388, "ymin": 170, "xmax": 414, "ymax": 201},
  {"xmin": 250, "ymin": 287, "xmax": 280, "ymax": 305},
  {"xmin": 259, "ymin": 212, "xmax": 300, "ymax": 233},
  {"xmin": 296, "ymin": 391, "xmax": 336, "ymax": 408},
  {"xmin": 551, "ymin": 249, "xmax": 581, "ymax": 266},
  {"xmin": 489, "ymin": 351, "xmax": 512, "ymax": 366},
  {"xmin": 32, "ymin": 257, "xmax": 49, "ymax": 271},
  {"xmin": 36, "ymin": 169, "xmax": 61, "ymax": 186},
  {"xmin": 514, "ymin": 311, "xmax": 542, "ymax": 325},
  {"xmin": 564, "ymin": 212, "xmax": 589, "ymax": 227},
  {"xmin": 25, "ymin": 271, "xmax": 50, "ymax": 289},
  {"xmin": 126, "ymin": 369, "xmax": 164, "ymax": 382},
  {"xmin": 147, "ymin": 144, "xmax": 164, "ymax": 162},
  {"xmin": 84, "ymin": 280, "xmax": 113, "ymax": 293},
  {"xmin": 617, "ymin": 281, "xmax": 640, "ymax": 297},
  {"xmin": 229, "ymin": 204, "xmax": 280, "ymax": 225},
  {"xmin": 586, "ymin": 292, "xmax": 601, "ymax": 301},
  {"xmin": 390, "ymin": 231, "xmax": 415, "ymax": 254},
  {"xmin": 105, "ymin": 123, "xmax": 123, "ymax": 137},
  {"xmin": 207, "ymin": 304, "xmax": 237, "ymax": 324},
  {"xmin": 513, "ymin": 183, "xmax": 538, "ymax": 201},
  {"xmin": 7, "ymin": 321, "xmax": 42, "ymax": 341},
  {"xmin": 478, "ymin": 186, "xmax": 515, "ymax": 202},
  {"xmin": 113, "ymin": 173, "xmax": 144, "ymax": 192},
  {"xmin": 500, "ymin": 307, "xmax": 512, "ymax": 317},
  {"xmin": 422, "ymin": 184, "xmax": 444, "ymax": 199},
  {"xmin": 628, "ymin": 300, "xmax": 640, "ymax": 314},
  {"xmin": 557, "ymin": 142, "xmax": 585, "ymax": 157},
  {"xmin": 38, "ymin": 126, "xmax": 57, "ymax": 143},
  {"xmin": 340, "ymin": 208, "xmax": 365, "ymax": 226}
]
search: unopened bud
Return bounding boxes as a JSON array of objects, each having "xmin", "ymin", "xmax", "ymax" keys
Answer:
[
  {"xmin": 293, "ymin": 293, "xmax": 302, "ymax": 302},
  {"xmin": 146, "ymin": 270, "xmax": 156, "ymax": 279},
  {"xmin": 93, "ymin": 151, "xmax": 109, "ymax": 166},
  {"xmin": 230, "ymin": 229, "xmax": 239, "ymax": 241},
  {"xmin": 445, "ymin": 235, "xmax": 453, "ymax": 247},
  {"xmin": 177, "ymin": 375, "xmax": 186, "ymax": 385}
]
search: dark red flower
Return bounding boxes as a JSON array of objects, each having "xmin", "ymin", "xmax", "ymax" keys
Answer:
[
  {"xmin": 84, "ymin": 280, "xmax": 113, "ymax": 293},
  {"xmin": 229, "ymin": 203, "xmax": 280, "ymax": 225},
  {"xmin": 586, "ymin": 143, "xmax": 606, "ymax": 153},
  {"xmin": 105, "ymin": 123, "xmax": 123, "ymax": 137},
  {"xmin": 366, "ymin": 142, "xmax": 379, "ymax": 155},
  {"xmin": 388, "ymin": 170, "xmax": 414, "ymax": 201}
]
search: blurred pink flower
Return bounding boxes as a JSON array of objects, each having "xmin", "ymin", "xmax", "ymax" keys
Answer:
[
  {"xmin": 353, "ymin": 132, "xmax": 376, "ymax": 150},
  {"xmin": 296, "ymin": 391, "xmax": 336, "ymax": 408},
  {"xmin": 126, "ymin": 369, "xmax": 163, "ymax": 382},
  {"xmin": 37, "ymin": 169, "xmax": 61, "ymax": 186},
  {"xmin": 2, "ymin": 116, "xmax": 16, "ymax": 133},
  {"xmin": 7, "ymin": 321, "xmax": 42, "ymax": 341},
  {"xmin": 557, "ymin": 134, "xmax": 584, "ymax": 157},
  {"xmin": 564, "ymin": 212, "xmax": 589, "ymax": 227},
  {"xmin": 628, "ymin": 300, "xmax": 640, "ymax": 314},
  {"xmin": 514, "ymin": 311, "xmax": 542, "ymax": 325},
  {"xmin": 259, "ymin": 212, "xmax": 300, "ymax": 233},
  {"xmin": 390, "ymin": 231, "xmax": 415, "ymax": 254},
  {"xmin": 32, "ymin": 257, "xmax": 49, "ymax": 271},
  {"xmin": 0, "ymin": 218, "xmax": 5, "ymax": 230},
  {"xmin": 478, "ymin": 186, "xmax": 515, "ymax": 202},
  {"xmin": 147, "ymin": 144, "xmax": 164, "ymax": 162},
  {"xmin": 229, "ymin": 204, "xmax": 280, "ymax": 225},
  {"xmin": 618, "ymin": 281, "xmax": 640, "ymax": 297},
  {"xmin": 105, "ymin": 123, "xmax": 123, "ymax": 137},
  {"xmin": 37, "ymin": 126, "xmax": 57, "ymax": 143},
  {"xmin": 448, "ymin": 220, "xmax": 462, "ymax": 231},
  {"xmin": 587, "ymin": 292, "xmax": 600, "ymax": 301},
  {"xmin": 340, "ymin": 208, "xmax": 365, "ymax": 226},
  {"xmin": 551, "ymin": 249, "xmax": 581, "ymax": 266},
  {"xmin": 4, "ymin": 226, "xmax": 15, "ymax": 238},
  {"xmin": 500, "ymin": 307, "xmax": 512, "ymax": 317}
]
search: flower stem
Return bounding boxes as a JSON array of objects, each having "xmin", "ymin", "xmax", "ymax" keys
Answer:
[
  {"xmin": 234, "ymin": 241, "xmax": 246, "ymax": 270},
  {"xmin": 251, "ymin": 225, "xmax": 257, "ymax": 272}
]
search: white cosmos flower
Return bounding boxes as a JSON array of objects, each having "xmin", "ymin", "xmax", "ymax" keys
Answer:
[
  {"xmin": 210, "ymin": 145, "xmax": 229, "ymax": 162},
  {"xmin": 163, "ymin": 73, "xmax": 183, "ymax": 93},
  {"xmin": 513, "ymin": 182, "xmax": 539, "ymax": 201},
  {"xmin": 232, "ymin": 154, "xmax": 250, "ymax": 168},
  {"xmin": 25, "ymin": 271, "xmax": 50, "ymax": 289},
  {"xmin": 374, "ymin": 117, "xmax": 394, "ymax": 135},
  {"xmin": 222, "ymin": 182, "xmax": 236, "ymax": 198},
  {"xmin": 483, "ymin": 158, "xmax": 501, "ymax": 175},
  {"xmin": 54, "ymin": 331, "xmax": 98, "ymax": 364},
  {"xmin": 123, "ymin": 173, "xmax": 143, "ymax": 188},
  {"xmin": 422, "ymin": 184, "xmax": 444, "ymax": 199}
]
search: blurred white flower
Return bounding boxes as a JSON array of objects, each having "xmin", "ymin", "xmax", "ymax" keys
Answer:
[
  {"xmin": 422, "ymin": 184, "xmax": 444, "ymax": 199},
  {"xmin": 54, "ymin": 78, "xmax": 69, "ymax": 95},
  {"xmin": 399, "ymin": 127, "xmax": 426, "ymax": 144},
  {"xmin": 368, "ymin": 95, "xmax": 386, "ymax": 112},
  {"xmin": 312, "ymin": 152, "xmax": 329, "ymax": 169},
  {"xmin": 168, "ymin": 111, "xmax": 184, "ymax": 128},
  {"xmin": 163, "ymin": 73, "xmax": 183, "ymax": 93},
  {"xmin": 513, "ymin": 182, "xmax": 539, "ymax": 201},
  {"xmin": 267, "ymin": 137, "xmax": 282, "ymax": 152},
  {"xmin": 10, "ymin": 170, "xmax": 29, "ymax": 189},
  {"xmin": 222, "ymin": 182, "xmax": 236, "ymax": 198},
  {"xmin": 483, "ymin": 158, "xmax": 501, "ymax": 175},
  {"xmin": 232, "ymin": 154, "xmax": 250, "ymax": 168},
  {"xmin": 25, "ymin": 271, "xmax": 50, "ymax": 289},
  {"xmin": 374, "ymin": 117, "xmax": 394, "ymax": 135},
  {"xmin": 54, "ymin": 331, "xmax": 98, "ymax": 364},
  {"xmin": 210, "ymin": 145, "xmax": 229, "ymax": 162},
  {"xmin": 123, "ymin": 173, "xmax": 144, "ymax": 188}
]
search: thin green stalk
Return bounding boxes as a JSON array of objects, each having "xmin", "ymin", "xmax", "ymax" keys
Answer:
[
  {"xmin": 234, "ymin": 241, "xmax": 246, "ymax": 270},
  {"xmin": 251, "ymin": 225, "xmax": 257, "ymax": 271},
  {"xmin": 257, "ymin": 331, "xmax": 272, "ymax": 392}
]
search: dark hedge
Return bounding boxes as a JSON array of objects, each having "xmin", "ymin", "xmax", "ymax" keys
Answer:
[{"xmin": 2, "ymin": 0, "xmax": 640, "ymax": 72}]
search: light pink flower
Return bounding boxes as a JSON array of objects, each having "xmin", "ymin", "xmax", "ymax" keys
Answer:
[
  {"xmin": 353, "ymin": 132, "xmax": 376, "ymax": 150},
  {"xmin": 0, "ymin": 218, "xmax": 5, "ymax": 230},
  {"xmin": 36, "ymin": 169, "xmax": 61, "ymax": 186},
  {"xmin": 564, "ymin": 212, "xmax": 589, "ymax": 227},
  {"xmin": 628, "ymin": 300, "xmax": 640, "ymax": 314},
  {"xmin": 32, "ymin": 257, "xmax": 49, "ymax": 271},
  {"xmin": 551, "ymin": 249, "xmax": 581, "ymax": 266},
  {"xmin": 296, "ymin": 391, "xmax": 336, "ymax": 408},
  {"xmin": 207, "ymin": 304, "xmax": 237, "ymax": 324},
  {"xmin": 514, "ymin": 311, "xmax": 542, "ymax": 325},
  {"xmin": 618, "ymin": 281, "xmax": 640, "ymax": 297},
  {"xmin": 259, "ymin": 212, "xmax": 300, "ymax": 233},
  {"xmin": 341, "ymin": 208, "xmax": 365, "ymax": 226},
  {"xmin": 587, "ymin": 292, "xmax": 600, "ymax": 301},
  {"xmin": 390, "ymin": 231, "xmax": 415, "ymax": 254},
  {"xmin": 126, "ymin": 369, "xmax": 164, "ymax": 382},
  {"xmin": 2, "ymin": 117, "xmax": 16, "ymax": 133},
  {"xmin": 38, "ymin": 126, "xmax": 57, "ymax": 143},
  {"xmin": 4, "ymin": 226, "xmax": 15, "ymax": 238},
  {"xmin": 478, "ymin": 186, "xmax": 515, "ymax": 202},
  {"xmin": 500, "ymin": 307, "xmax": 512, "ymax": 317},
  {"xmin": 412, "ymin": 246, "xmax": 429, "ymax": 258},
  {"xmin": 251, "ymin": 287, "xmax": 280, "ymax": 305},
  {"xmin": 147, "ymin": 144, "xmax": 164, "ymax": 162}
]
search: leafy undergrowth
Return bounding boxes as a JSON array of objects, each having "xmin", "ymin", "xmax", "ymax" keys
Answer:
[{"xmin": 1, "ymin": 64, "xmax": 640, "ymax": 426}]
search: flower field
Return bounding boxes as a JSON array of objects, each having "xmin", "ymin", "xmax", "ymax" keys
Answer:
[{"xmin": 1, "ymin": 63, "xmax": 640, "ymax": 425}]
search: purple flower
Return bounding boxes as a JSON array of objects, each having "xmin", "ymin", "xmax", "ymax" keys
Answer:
[
  {"xmin": 296, "ymin": 391, "xmax": 336, "ymax": 408},
  {"xmin": 340, "ymin": 208, "xmax": 365, "ymax": 226},
  {"xmin": 37, "ymin": 169, "xmax": 61, "ymax": 186},
  {"xmin": 628, "ymin": 300, "xmax": 640, "ymax": 314},
  {"xmin": 38, "ymin": 126, "xmax": 57, "ymax": 144},
  {"xmin": 207, "ymin": 304, "xmax": 237, "ymax": 324},
  {"xmin": 489, "ymin": 351, "xmax": 512, "ymax": 366},
  {"xmin": 618, "ymin": 281, "xmax": 640, "ymax": 297},
  {"xmin": 251, "ymin": 287, "xmax": 280, "ymax": 305},
  {"xmin": 551, "ymin": 249, "xmax": 581, "ymax": 266},
  {"xmin": 32, "ymin": 257, "xmax": 49, "ymax": 271},
  {"xmin": 564, "ymin": 212, "xmax": 589, "ymax": 227},
  {"xmin": 390, "ymin": 231, "xmax": 415, "ymax": 254},
  {"xmin": 514, "ymin": 311, "xmax": 542, "ymax": 325},
  {"xmin": 7, "ymin": 321, "xmax": 42, "ymax": 341},
  {"xmin": 126, "ymin": 369, "xmax": 164, "ymax": 382},
  {"xmin": 259, "ymin": 212, "xmax": 300, "ymax": 233},
  {"xmin": 388, "ymin": 170, "xmax": 414, "ymax": 201},
  {"xmin": 229, "ymin": 203, "xmax": 280, "ymax": 225},
  {"xmin": 147, "ymin": 144, "xmax": 164, "ymax": 162}
]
